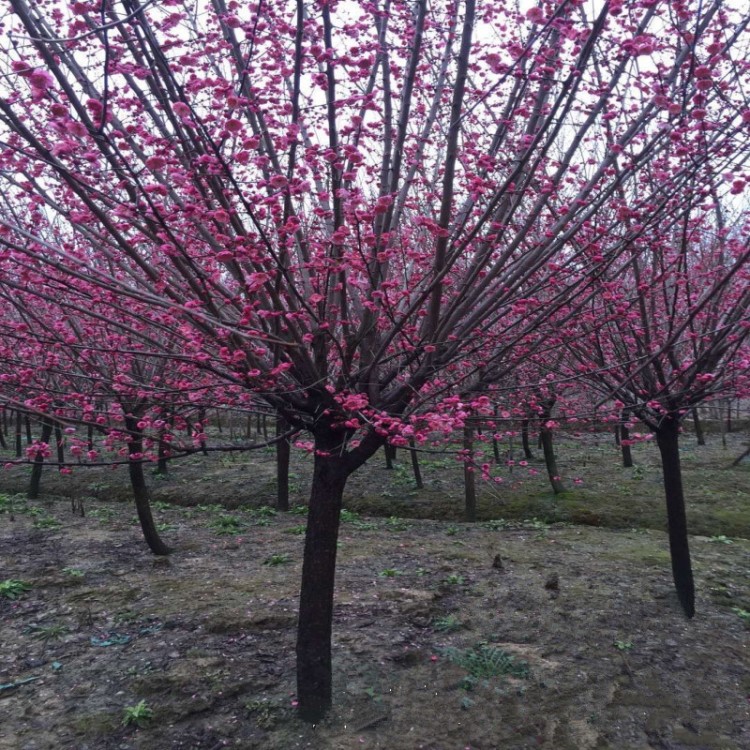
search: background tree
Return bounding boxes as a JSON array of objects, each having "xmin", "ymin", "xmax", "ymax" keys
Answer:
[{"xmin": 558, "ymin": 194, "xmax": 750, "ymax": 617}]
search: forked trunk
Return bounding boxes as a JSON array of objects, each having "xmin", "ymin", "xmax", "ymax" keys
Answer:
[
  {"xmin": 655, "ymin": 417, "xmax": 695, "ymax": 618},
  {"xmin": 296, "ymin": 431, "xmax": 350, "ymax": 723},
  {"xmin": 124, "ymin": 416, "xmax": 170, "ymax": 556}
]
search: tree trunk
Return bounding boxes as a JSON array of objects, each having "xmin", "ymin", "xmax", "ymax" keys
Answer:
[
  {"xmin": 124, "ymin": 416, "xmax": 170, "ymax": 556},
  {"xmin": 691, "ymin": 408, "xmax": 705, "ymax": 446},
  {"xmin": 408, "ymin": 437, "xmax": 423, "ymax": 489},
  {"xmin": 14, "ymin": 410, "xmax": 22, "ymax": 458},
  {"xmin": 732, "ymin": 445, "xmax": 750, "ymax": 467},
  {"xmin": 54, "ymin": 422, "xmax": 65, "ymax": 466},
  {"xmin": 384, "ymin": 443, "xmax": 394, "ymax": 469},
  {"xmin": 296, "ymin": 430, "xmax": 350, "ymax": 722},
  {"xmin": 28, "ymin": 419, "xmax": 54, "ymax": 499},
  {"xmin": 492, "ymin": 433, "xmax": 501, "ymax": 463},
  {"xmin": 25, "ymin": 414, "xmax": 32, "ymax": 445},
  {"xmin": 655, "ymin": 417, "xmax": 695, "ymax": 618},
  {"xmin": 463, "ymin": 425, "xmax": 476, "ymax": 521},
  {"xmin": 492, "ymin": 408, "xmax": 501, "ymax": 462},
  {"xmin": 521, "ymin": 419, "xmax": 534, "ymax": 460},
  {"xmin": 276, "ymin": 415, "xmax": 290, "ymax": 511},
  {"xmin": 198, "ymin": 409, "xmax": 208, "ymax": 456},
  {"xmin": 541, "ymin": 428, "xmax": 565, "ymax": 494},
  {"xmin": 620, "ymin": 412, "xmax": 633, "ymax": 468},
  {"xmin": 156, "ymin": 433, "xmax": 170, "ymax": 475}
]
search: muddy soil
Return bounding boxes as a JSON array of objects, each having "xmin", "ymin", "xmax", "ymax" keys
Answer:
[{"xmin": 1, "ymin": 431, "xmax": 749, "ymax": 749}]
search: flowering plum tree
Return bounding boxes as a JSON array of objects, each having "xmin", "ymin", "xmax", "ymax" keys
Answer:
[
  {"xmin": 0, "ymin": 267, "xmax": 235, "ymax": 551},
  {"xmin": 558, "ymin": 192, "xmax": 750, "ymax": 617},
  {"xmin": 1, "ymin": 0, "xmax": 748, "ymax": 720}
]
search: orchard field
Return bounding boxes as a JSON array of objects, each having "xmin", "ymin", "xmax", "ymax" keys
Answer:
[{"xmin": 2, "ymin": 426, "xmax": 749, "ymax": 750}]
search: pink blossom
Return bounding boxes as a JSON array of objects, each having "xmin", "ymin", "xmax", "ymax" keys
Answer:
[
  {"xmin": 145, "ymin": 155, "xmax": 167, "ymax": 170},
  {"xmin": 28, "ymin": 68, "xmax": 54, "ymax": 91},
  {"xmin": 173, "ymin": 102, "xmax": 191, "ymax": 117},
  {"xmin": 526, "ymin": 7, "xmax": 544, "ymax": 23}
]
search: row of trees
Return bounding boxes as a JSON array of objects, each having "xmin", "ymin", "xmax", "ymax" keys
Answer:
[{"xmin": 0, "ymin": 0, "xmax": 748, "ymax": 721}]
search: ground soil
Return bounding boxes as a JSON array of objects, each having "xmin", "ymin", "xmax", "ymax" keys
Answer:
[{"xmin": 1, "ymin": 430, "xmax": 749, "ymax": 749}]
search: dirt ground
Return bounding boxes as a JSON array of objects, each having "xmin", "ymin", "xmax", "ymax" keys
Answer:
[{"xmin": 1, "ymin": 432, "xmax": 749, "ymax": 749}]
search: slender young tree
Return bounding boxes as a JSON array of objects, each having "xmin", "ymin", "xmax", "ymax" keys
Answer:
[{"xmin": 559, "ymin": 198, "xmax": 750, "ymax": 617}]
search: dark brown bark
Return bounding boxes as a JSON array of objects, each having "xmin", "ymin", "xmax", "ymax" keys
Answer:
[
  {"xmin": 540, "ymin": 425, "xmax": 565, "ymax": 494},
  {"xmin": 620, "ymin": 411, "xmax": 633, "ymax": 468},
  {"xmin": 28, "ymin": 419, "xmax": 54, "ymax": 499},
  {"xmin": 463, "ymin": 425, "xmax": 477, "ymax": 521},
  {"xmin": 54, "ymin": 422, "xmax": 64, "ymax": 466},
  {"xmin": 521, "ymin": 419, "xmax": 534, "ymax": 460},
  {"xmin": 156, "ymin": 433, "xmax": 169, "ymax": 475},
  {"xmin": 14, "ymin": 410, "xmax": 21, "ymax": 457},
  {"xmin": 655, "ymin": 417, "xmax": 695, "ymax": 618},
  {"xmin": 408, "ymin": 437, "xmax": 423, "ymax": 489},
  {"xmin": 276, "ymin": 415, "xmax": 290, "ymax": 511},
  {"xmin": 691, "ymin": 408, "xmax": 705, "ymax": 446},
  {"xmin": 198, "ymin": 409, "xmax": 209, "ymax": 456},
  {"xmin": 296, "ymin": 428, "xmax": 350, "ymax": 722},
  {"xmin": 384, "ymin": 443, "xmax": 396, "ymax": 469},
  {"xmin": 537, "ymin": 396, "xmax": 565, "ymax": 493},
  {"xmin": 124, "ymin": 415, "xmax": 171, "ymax": 556},
  {"xmin": 732, "ymin": 445, "xmax": 750, "ymax": 467}
]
